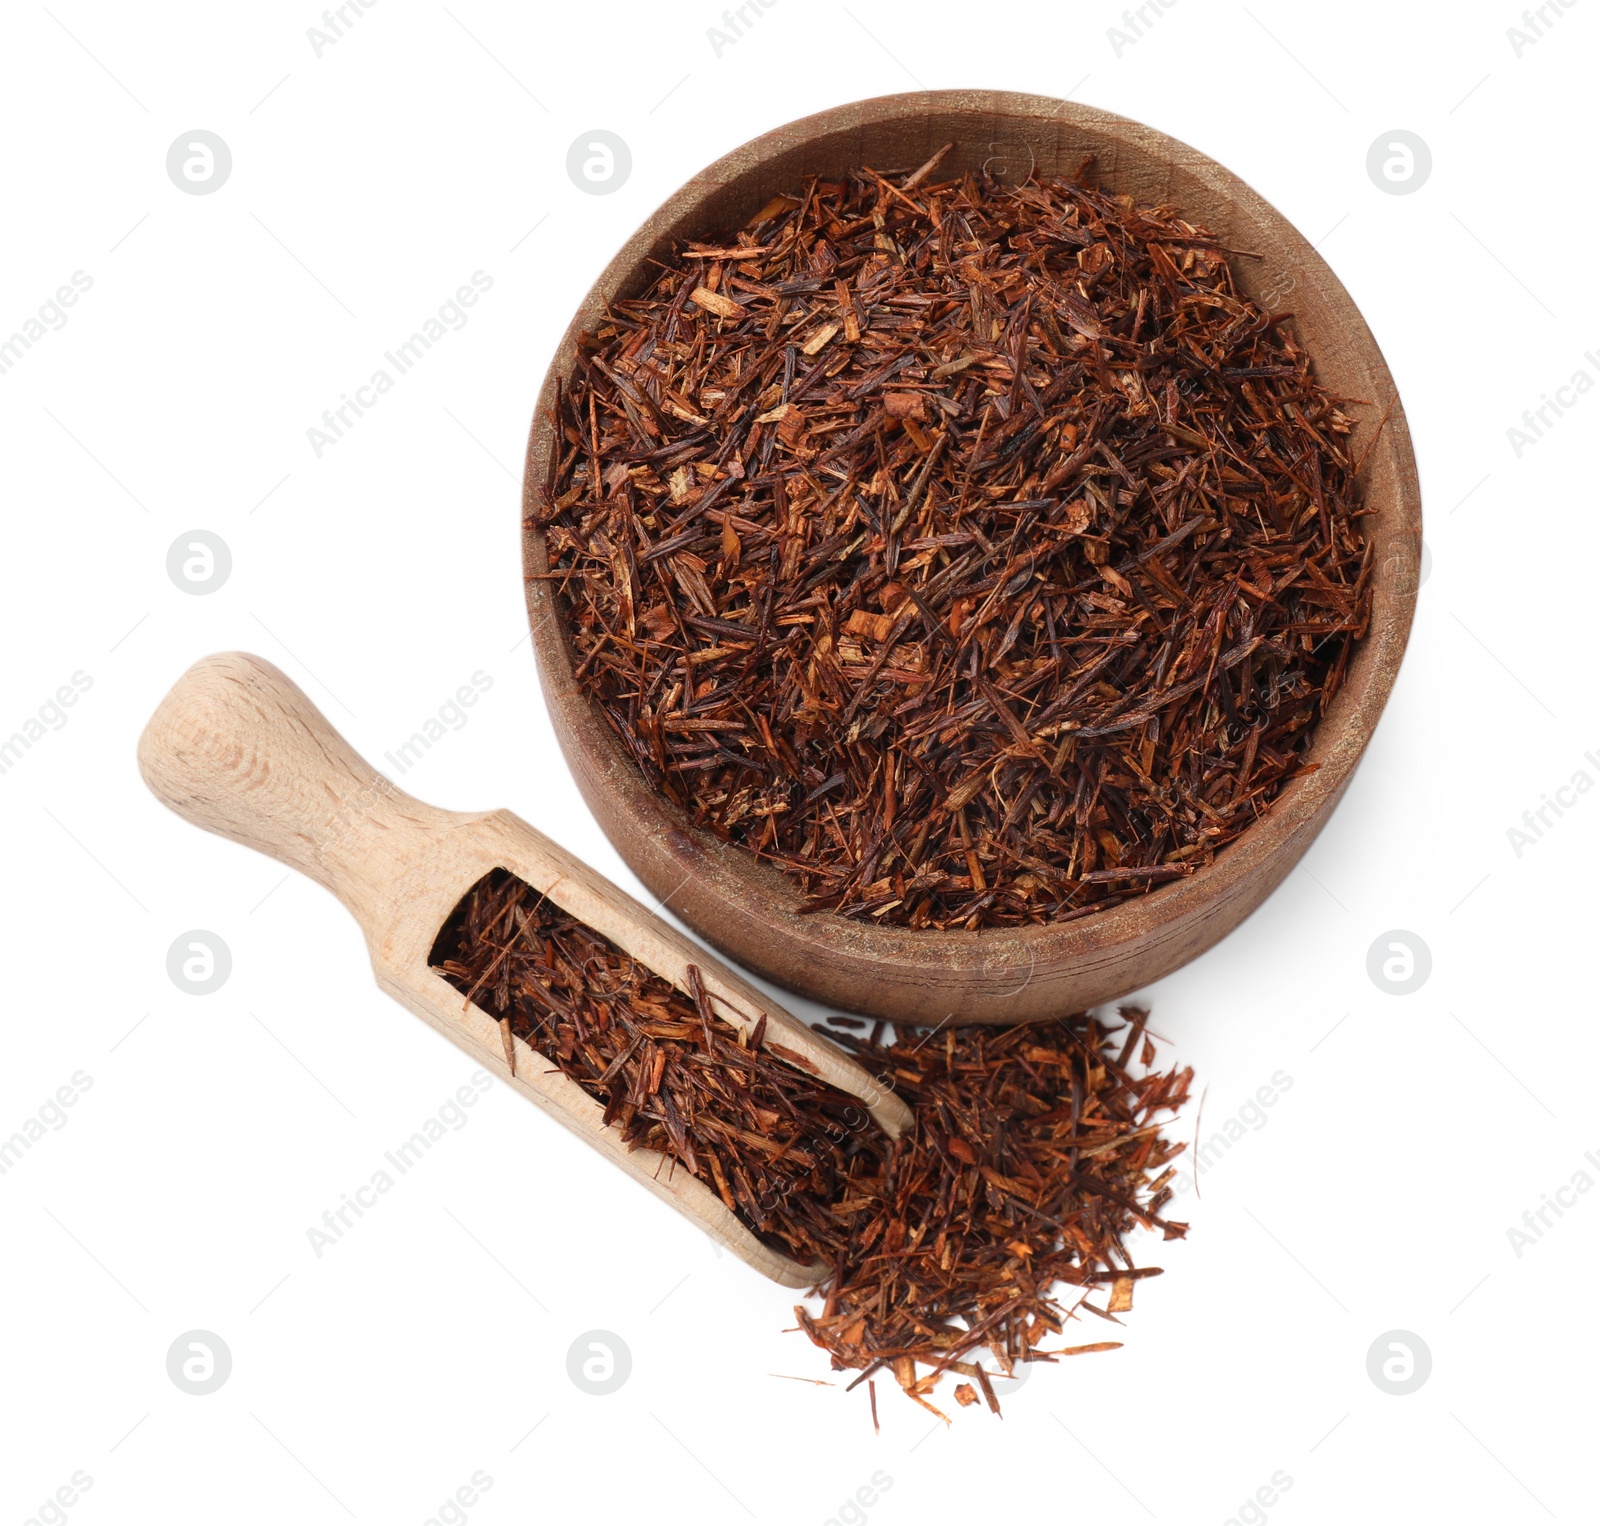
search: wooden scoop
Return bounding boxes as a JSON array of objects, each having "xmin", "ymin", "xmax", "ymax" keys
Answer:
[{"xmin": 138, "ymin": 652, "xmax": 911, "ymax": 1287}]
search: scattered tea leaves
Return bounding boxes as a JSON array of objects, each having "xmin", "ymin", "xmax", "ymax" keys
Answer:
[
  {"xmin": 795, "ymin": 1011, "xmax": 1191, "ymax": 1415},
  {"xmin": 431, "ymin": 871, "xmax": 1192, "ymax": 1418}
]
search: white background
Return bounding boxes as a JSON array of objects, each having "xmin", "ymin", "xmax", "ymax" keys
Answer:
[{"xmin": 1, "ymin": 1, "xmax": 1595, "ymax": 1522}]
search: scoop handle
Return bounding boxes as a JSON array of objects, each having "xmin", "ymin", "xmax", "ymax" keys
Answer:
[{"xmin": 137, "ymin": 651, "xmax": 470, "ymax": 919}]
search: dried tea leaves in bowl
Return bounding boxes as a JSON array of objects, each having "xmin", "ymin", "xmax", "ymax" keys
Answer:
[{"xmin": 538, "ymin": 155, "xmax": 1370, "ymax": 930}]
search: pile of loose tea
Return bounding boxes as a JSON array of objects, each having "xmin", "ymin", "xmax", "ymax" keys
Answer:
[
  {"xmin": 797, "ymin": 1010, "xmax": 1189, "ymax": 1421},
  {"xmin": 536, "ymin": 148, "xmax": 1372, "ymax": 928},
  {"xmin": 431, "ymin": 868, "xmax": 1191, "ymax": 1418}
]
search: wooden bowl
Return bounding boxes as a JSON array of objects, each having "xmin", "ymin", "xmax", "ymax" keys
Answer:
[{"xmin": 522, "ymin": 90, "xmax": 1421, "ymax": 1025}]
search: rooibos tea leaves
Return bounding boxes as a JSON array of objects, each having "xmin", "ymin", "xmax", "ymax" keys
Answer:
[
  {"xmin": 796, "ymin": 1010, "xmax": 1190, "ymax": 1418},
  {"xmin": 536, "ymin": 151, "xmax": 1371, "ymax": 929},
  {"xmin": 431, "ymin": 870, "xmax": 1191, "ymax": 1417},
  {"xmin": 430, "ymin": 868, "xmax": 878, "ymax": 1266}
]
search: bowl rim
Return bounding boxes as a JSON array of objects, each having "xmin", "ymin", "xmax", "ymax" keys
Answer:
[{"xmin": 521, "ymin": 88, "xmax": 1420, "ymax": 998}]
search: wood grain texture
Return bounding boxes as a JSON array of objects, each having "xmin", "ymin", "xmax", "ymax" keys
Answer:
[
  {"xmin": 523, "ymin": 91, "xmax": 1422, "ymax": 1025},
  {"xmin": 138, "ymin": 651, "xmax": 911, "ymax": 1287}
]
